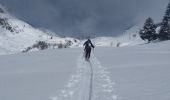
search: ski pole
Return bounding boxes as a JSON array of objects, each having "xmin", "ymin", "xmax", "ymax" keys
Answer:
[{"xmin": 92, "ymin": 48, "xmax": 95, "ymax": 56}]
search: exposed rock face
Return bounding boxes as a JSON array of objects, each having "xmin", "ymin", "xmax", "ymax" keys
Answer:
[{"xmin": 0, "ymin": 17, "xmax": 16, "ymax": 32}]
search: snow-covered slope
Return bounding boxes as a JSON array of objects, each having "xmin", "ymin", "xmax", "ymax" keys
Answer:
[
  {"xmin": 0, "ymin": 5, "xmax": 47, "ymax": 54},
  {"xmin": 80, "ymin": 24, "xmax": 145, "ymax": 48},
  {"xmin": 0, "ymin": 40, "xmax": 170, "ymax": 100},
  {"xmin": 79, "ymin": 23, "xmax": 145, "ymax": 47},
  {"xmin": 0, "ymin": 5, "xmax": 79, "ymax": 54},
  {"xmin": 118, "ymin": 23, "xmax": 146, "ymax": 46}
]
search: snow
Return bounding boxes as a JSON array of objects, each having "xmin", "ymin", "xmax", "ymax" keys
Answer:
[
  {"xmin": 95, "ymin": 41, "xmax": 170, "ymax": 100},
  {"xmin": 0, "ymin": 40, "xmax": 170, "ymax": 100},
  {"xmin": 0, "ymin": 49, "xmax": 80, "ymax": 100}
]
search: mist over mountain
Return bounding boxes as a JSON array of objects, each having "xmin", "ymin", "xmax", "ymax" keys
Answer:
[{"xmin": 0, "ymin": 0, "xmax": 169, "ymax": 37}]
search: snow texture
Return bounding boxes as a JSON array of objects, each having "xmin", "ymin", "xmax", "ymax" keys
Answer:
[{"xmin": 0, "ymin": 40, "xmax": 170, "ymax": 100}]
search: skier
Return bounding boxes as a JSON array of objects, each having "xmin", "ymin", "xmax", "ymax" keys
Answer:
[{"xmin": 83, "ymin": 39, "xmax": 95, "ymax": 61}]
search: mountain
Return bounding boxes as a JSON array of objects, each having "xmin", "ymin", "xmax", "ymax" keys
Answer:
[
  {"xmin": 0, "ymin": 4, "xmax": 79, "ymax": 55},
  {"xmin": 86, "ymin": 23, "xmax": 145, "ymax": 47},
  {"xmin": 0, "ymin": 4, "xmax": 146, "ymax": 55}
]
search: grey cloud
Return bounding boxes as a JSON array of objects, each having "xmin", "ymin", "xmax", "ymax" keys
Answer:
[{"xmin": 0, "ymin": 0, "xmax": 169, "ymax": 37}]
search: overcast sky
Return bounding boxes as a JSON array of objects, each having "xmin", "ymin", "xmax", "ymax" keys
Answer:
[{"xmin": 0, "ymin": 0, "xmax": 169, "ymax": 37}]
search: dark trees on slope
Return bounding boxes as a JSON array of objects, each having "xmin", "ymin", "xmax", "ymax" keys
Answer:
[
  {"xmin": 159, "ymin": 2, "xmax": 170, "ymax": 41},
  {"xmin": 139, "ymin": 17, "xmax": 157, "ymax": 42}
]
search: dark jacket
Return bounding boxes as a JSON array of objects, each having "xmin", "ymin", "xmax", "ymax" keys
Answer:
[{"xmin": 83, "ymin": 39, "xmax": 95, "ymax": 51}]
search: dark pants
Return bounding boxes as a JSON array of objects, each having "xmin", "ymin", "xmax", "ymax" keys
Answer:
[{"xmin": 85, "ymin": 47, "xmax": 91, "ymax": 61}]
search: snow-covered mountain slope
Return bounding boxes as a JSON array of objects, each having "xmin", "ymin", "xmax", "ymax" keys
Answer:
[
  {"xmin": 0, "ymin": 4, "xmax": 79, "ymax": 55},
  {"xmin": 0, "ymin": 5, "xmax": 47, "ymax": 53},
  {"xmin": 79, "ymin": 25, "xmax": 145, "ymax": 48},
  {"xmin": 91, "ymin": 33, "xmax": 144, "ymax": 47},
  {"xmin": 118, "ymin": 23, "xmax": 146, "ymax": 46},
  {"xmin": 0, "ymin": 40, "xmax": 170, "ymax": 100},
  {"xmin": 79, "ymin": 23, "xmax": 145, "ymax": 47}
]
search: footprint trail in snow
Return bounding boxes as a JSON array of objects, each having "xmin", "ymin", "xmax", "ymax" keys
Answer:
[{"xmin": 49, "ymin": 54, "xmax": 117, "ymax": 100}]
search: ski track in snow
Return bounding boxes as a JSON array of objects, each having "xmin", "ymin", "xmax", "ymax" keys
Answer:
[{"xmin": 49, "ymin": 54, "xmax": 117, "ymax": 100}]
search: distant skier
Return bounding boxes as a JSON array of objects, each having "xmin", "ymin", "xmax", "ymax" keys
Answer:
[{"xmin": 83, "ymin": 39, "xmax": 95, "ymax": 61}]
